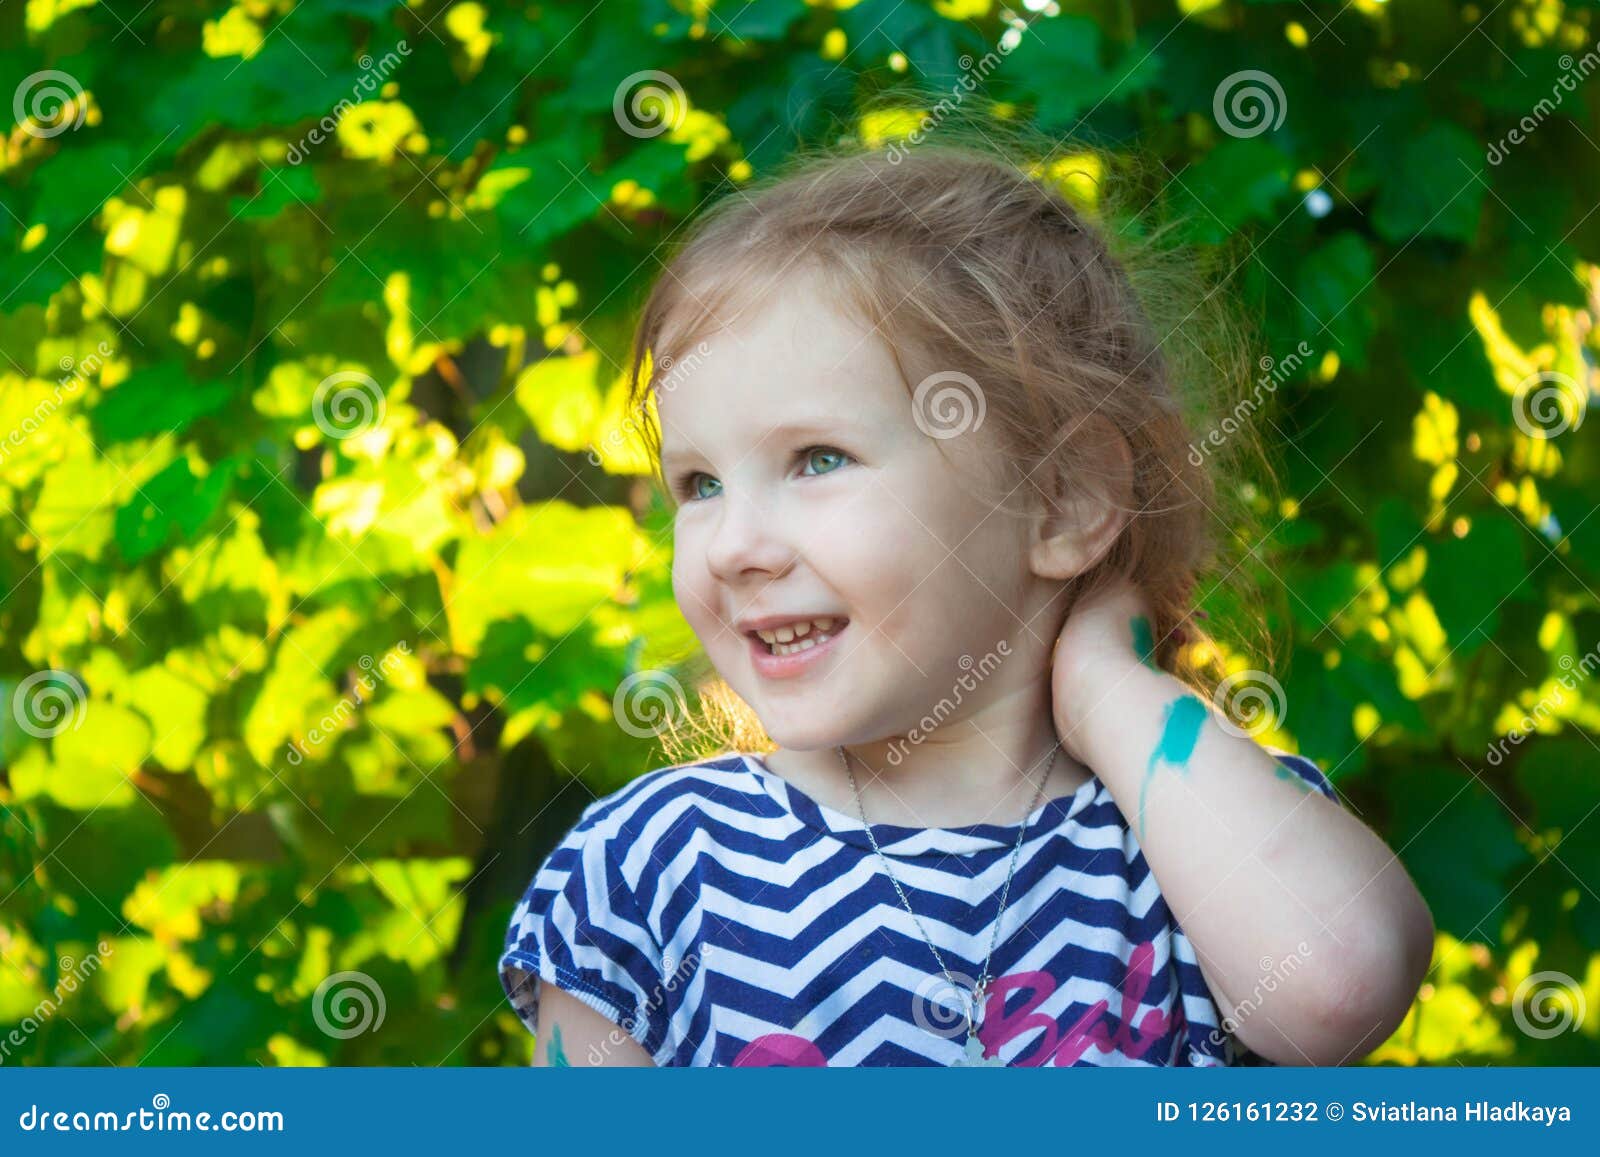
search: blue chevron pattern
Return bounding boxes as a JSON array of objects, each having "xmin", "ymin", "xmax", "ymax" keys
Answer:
[{"xmin": 501, "ymin": 750, "xmax": 1341, "ymax": 1067}]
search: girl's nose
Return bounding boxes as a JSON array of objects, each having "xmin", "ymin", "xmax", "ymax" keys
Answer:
[{"xmin": 703, "ymin": 490, "xmax": 794, "ymax": 582}]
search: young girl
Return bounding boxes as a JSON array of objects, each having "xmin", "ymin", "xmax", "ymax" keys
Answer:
[{"xmin": 498, "ymin": 132, "xmax": 1434, "ymax": 1067}]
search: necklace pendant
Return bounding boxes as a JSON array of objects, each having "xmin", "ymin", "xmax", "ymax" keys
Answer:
[{"xmin": 955, "ymin": 1032, "xmax": 1003, "ymax": 1067}]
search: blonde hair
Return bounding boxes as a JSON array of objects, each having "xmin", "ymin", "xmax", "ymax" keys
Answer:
[{"xmin": 624, "ymin": 103, "xmax": 1277, "ymax": 765}]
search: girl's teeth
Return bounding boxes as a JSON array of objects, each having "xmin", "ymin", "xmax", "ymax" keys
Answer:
[
  {"xmin": 754, "ymin": 618, "xmax": 846, "ymax": 655},
  {"xmin": 770, "ymin": 634, "xmax": 827, "ymax": 656}
]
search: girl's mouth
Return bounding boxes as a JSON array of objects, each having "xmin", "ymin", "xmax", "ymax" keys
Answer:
[{"xmin": 744, "ymin": 617, "xmax": 850, "ymax": 679}]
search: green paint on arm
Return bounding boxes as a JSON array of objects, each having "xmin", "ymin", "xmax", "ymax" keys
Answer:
[
  {"xmin": 548, "ymin": 1021, "xmax": 572, "ymax": 1067},
  {"xmin": 1130, "ymin": 615, "xmax": 1157, "ymax": 669},
  {"xmin": 1137, "ymin": 694, "xmax": 1207, "ymax": 840}
]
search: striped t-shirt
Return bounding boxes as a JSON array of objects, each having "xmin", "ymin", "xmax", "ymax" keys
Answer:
[{"xmin": 500, "ymin": 749, "xmax": 1340, "ymax": 1067}]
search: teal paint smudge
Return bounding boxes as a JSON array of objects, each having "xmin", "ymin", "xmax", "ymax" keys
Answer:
[
  {"xmin": 549, "ymin": 1021, "xmax": 572, "ymax": 1067},
  {"xmin": 1138, "ymin": 694, "xmax": 1207, "ymax": 839},
  {"xmin": 1130, "ymin": 615, "xmax": 1157, "ymax": 668}
]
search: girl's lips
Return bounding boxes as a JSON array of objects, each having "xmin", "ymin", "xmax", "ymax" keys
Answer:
[{"xmin": 747, "ymin": 622, "xmax": 848, "ymax": 680}]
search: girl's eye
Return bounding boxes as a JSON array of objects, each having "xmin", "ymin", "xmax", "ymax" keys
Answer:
[
  {"xmin": 673, "ymin": 446, "xmax": 852, "ymax": 504},
  {"xmin": 683, "ymin": 472, "xmax": 720, "ymax": 502},
  {"xmin": 800, "ymin": 446, "xmax": 850, "ymax": 477}
]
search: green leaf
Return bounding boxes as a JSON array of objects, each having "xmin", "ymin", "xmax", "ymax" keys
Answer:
[
  {"xmin": 115, "ymin": 456, "xmax": 234, "ymax": 563},
  {"xmin": 126, "ymin": 663, "xmax": 210, "ymax": 771},
  {"xmin": 92, "ymin": 362, "xmax": 233, "ymax": 443},
  {"xmin": 1295, "ymin": 232, "xmax": 1376, "ymax": 371},
  {"xmin": 1388, "ymin": 766, "xmax": 1529, "ymax": 945},
  {"xmin": 1179, "ymin": 137, "xmax": 1294, "ymax": 236},
  {"xmin": 1372, "ymin": 123, "xmax": 1486, "ymax": 244},
  {"xmin": 50, "ymin": 702, "xmax": 152, "ymax": 809},
  {"xmin": 451, "ymin": 502, "xmax": 645, "ymax": 654},
  {"xmin": 1423, "ymin": 517, "xmax": 1528, "ymax": 657},
  {"xmin": 230, "ymin": 164, "xmax": 325, "ymax": 220}
]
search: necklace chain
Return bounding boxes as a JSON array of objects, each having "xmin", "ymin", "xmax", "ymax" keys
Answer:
[{"xmin": 839, "ymin": 742, "xmax": 1056, "ymax": 1054}]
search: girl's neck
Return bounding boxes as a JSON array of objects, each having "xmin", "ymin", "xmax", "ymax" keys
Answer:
[{"xmin": 763, "ymin": 694, "xmax": 1093, "ymax": 829}]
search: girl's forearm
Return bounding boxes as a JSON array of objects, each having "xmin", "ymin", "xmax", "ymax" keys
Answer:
[{"xmin": 1070, "ymin": 658, "xmax": 1435, "ymax": 1065}]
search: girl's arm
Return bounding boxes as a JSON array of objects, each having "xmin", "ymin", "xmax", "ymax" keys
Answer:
[
  {"xmin": 533, "ymin": 985, "xmax": 656, "ymax": 1066},
  {"xmin": 1051, "ymin": 585, "xmax": 1435, "ymax": 1066}
]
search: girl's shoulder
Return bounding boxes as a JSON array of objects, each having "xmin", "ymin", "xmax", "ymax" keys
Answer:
[
  {"xmin": 566, "ymin": 750, "xmax": 771, "ymax": 841},
  {"xmin": 541, "ymin": 751, "xmax": 777, "ymax": 888}
]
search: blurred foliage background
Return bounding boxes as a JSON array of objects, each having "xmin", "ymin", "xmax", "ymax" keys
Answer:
[{"xmin": 3, "ymin": 0, "xmax": 1600, "ymax": 1066}]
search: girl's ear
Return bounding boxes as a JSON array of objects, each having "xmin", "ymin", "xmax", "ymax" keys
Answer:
[{"xmin": 1027, "ymin": 416, "xmax": 1134, "ymax": 581}]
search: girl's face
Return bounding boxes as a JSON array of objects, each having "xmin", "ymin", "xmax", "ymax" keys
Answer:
[{"xmin": 658, "ymin": 266, "xmax": 1053, "ymax": 752}]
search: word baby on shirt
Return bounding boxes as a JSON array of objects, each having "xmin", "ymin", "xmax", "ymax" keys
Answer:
[{"xmin": 500, "ymin": 751, "xmax": 1341, "ymax": 1067}]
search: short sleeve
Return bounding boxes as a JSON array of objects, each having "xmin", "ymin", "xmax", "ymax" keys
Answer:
[
  {"xmin": 1270, "ymin": 750, "xmax": 1341, "ymax": 806},
  {"xmin": 499, "ymin": 817, "xmax": 674, "ymax": 1065}
]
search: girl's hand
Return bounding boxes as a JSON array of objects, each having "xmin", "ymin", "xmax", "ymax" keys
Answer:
[{"xmin": 1050, "ymin": 581, "xmax": 1158, "ymax": 762}]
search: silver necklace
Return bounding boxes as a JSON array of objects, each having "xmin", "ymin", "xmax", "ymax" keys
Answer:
[{"xmin": 839, "ymin": 743, "xmax": 1056, "ymax": 1067}]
